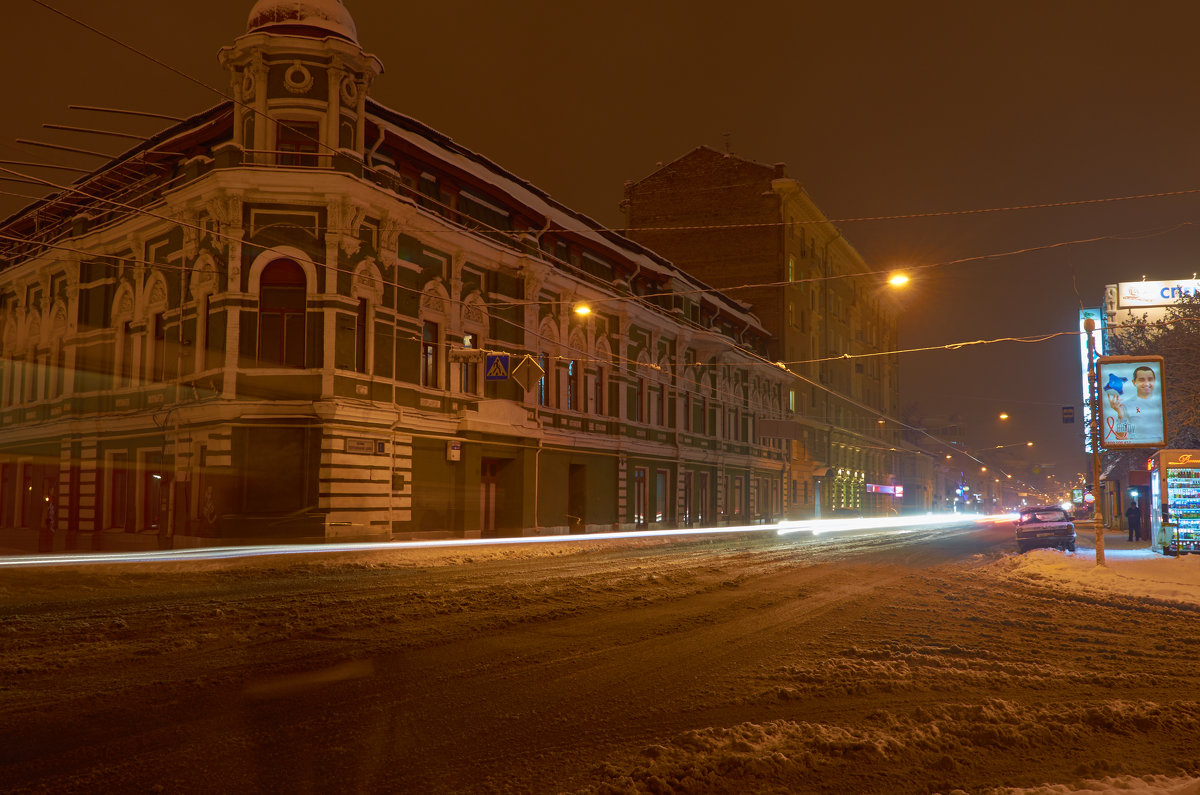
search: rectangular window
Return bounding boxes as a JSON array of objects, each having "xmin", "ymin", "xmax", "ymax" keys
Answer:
[
  {"xmin": 203, "ymin": 295, "xmax": 222, "ymax": 370},
  {"xmin": 655, "ymin": 469, "xmax": 668, "ymax": 523},
  {"xmin": 120, "ymin": 322, "xmax": 134, "ymax": 387},
  {"xmin": 733, "ymin": 476, "xmax": 744, "ymax": 517},
  {"xmin": 682, "ymin": 471, "xmax": 693, "ymax": 526},
  {"xmin": 151, "ymin": 313, "xmax": 166, "ymax": 382},
  {"xmin": 593, "ymin": 367, "xmax": 604, "ymax": 416},
  {"xmin": 421, "ymin": 321, "xmax": 439, "ymax": 388},
  {"xmin": 53, "ymin": 340, "xmax": 65, "ymax": 398},
  {"xmin": 109, "ymin": 453, "xmax": 129, "ymax": 530},
  {"xmin": 634, "ymin": 467, "xmax": 648, "ymax": 528},
  {"xmin": 460, "ymin": 334, "xmax": 478, "ymax": 394},
  {"xmin": 683, "ymin": 393, "xmax": 692, "ymax": 432},
  {"xmin": 355, "ymin": 298, "xmax": 368, "ymax": 373},
  {"xmin": 276, "ymin": 120, "xmax": 320, "ymax": 167},
  {"xmin": 636, "ymin": 378, "xmax": 645, "ymax": 423},
  {"xmin": 567, "ymin": 360, "xmax": 579, "ymax": 411},
  {"xmin": 536, "ymin": 353, "xmax": 551, "ymax": 406}
]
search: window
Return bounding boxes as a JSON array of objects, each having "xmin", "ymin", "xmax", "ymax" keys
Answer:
[
  {"xmin": 634, "ymin": 468, "xmax": 648, "ymax": 528},
  {"xmin": 203, "ymin": 295, "xmax": 222, "ymax": 370},
  {"xmin": 636, "ymin": 378, "xmax": 645, "ymax": 423},
  {"xmin": 52, "ymin": 339, "xmax": 64, "ymax": 398},
  {"xmin": 109, "ymin": 453, "xmax": 129, "ymax": 530},
  {"xmin": 258, "ymin": 260, "xmax": 307, "ymax": 368},
  {"xmin": 421, "ymin": 321, "xmax": 440, "ymax": 388},
  {"xmin": 536, "ymin": 353, "xmax": 551, "ymax": 406},
  {"xmin": 151, "ymin": 313, "xmax": 166, "ymax": 382},
  {"xmin": 567, "ymin": 360, "xmax": 580, "ymax": 411},
  {"xmin": 119, "ymin": 322, "xmax": 134, "ymax": 387},
  {"xmin": 460, "ymin": 334, "xmax": 478, "ymax": 394},
  {"xmin": 355, "ymin": 298, "xmax": 368, "ymax": 373},
  {"xmin": 655, "ymin": 470, "xmax": 668, "ymax": 523},
  {"xmin": 593, "ymin": 367, "xmax": 605, "ymax": 416},
  {"xmin": 277, "ymin": 120, "xmax": 320, "ymax": 167}
]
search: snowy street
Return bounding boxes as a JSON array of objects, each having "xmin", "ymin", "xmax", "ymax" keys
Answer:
[{"xmin": 3, "ymin": 519, "xmax": 1200, "ymax": 793}]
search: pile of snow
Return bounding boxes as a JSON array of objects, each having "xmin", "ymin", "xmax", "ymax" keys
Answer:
[
  {"xmin": 991, "ymin": 547, "xmax": 1200, "ymax": 608},
  {"xmin": 577, "ymin": 700, "xmax": 1200, "ymax": 794}
]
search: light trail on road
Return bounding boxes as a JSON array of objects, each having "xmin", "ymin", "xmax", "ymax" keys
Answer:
[{"xmin": 0, "ymin": 513, "xmax": 1003, "ymax": 568}]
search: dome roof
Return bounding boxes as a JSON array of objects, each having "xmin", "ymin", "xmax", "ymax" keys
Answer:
[{"xmin": 246, "ymin": 0, "xmax": 358, "ymax": 43}]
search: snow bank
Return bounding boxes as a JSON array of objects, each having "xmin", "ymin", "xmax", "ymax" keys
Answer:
[
  {"xmin": 991, "ymin": 548, "xmax": 1200, "ymax": 608},
  {"xmin": 577, "ymin": 699, "xmax": 1200, "ymax": 794}
]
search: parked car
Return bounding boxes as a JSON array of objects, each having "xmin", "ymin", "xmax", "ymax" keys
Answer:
[{"xmin": 1015, "ymin": 505, "xmax": 1076, "ymax": 553}]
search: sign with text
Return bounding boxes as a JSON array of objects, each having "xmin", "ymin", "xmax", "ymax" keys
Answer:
[
  {"xmin": 1116, "ymin": 279, "xmax": 1200, "ymax": 309},
  {"xmin": 1096, "ymin": 355, "xmax": 1166, "ymax": 448}
]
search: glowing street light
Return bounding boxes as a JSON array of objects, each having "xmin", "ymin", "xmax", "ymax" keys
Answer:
[{"xmin": 887, "ymin": 272, "xmax": 910, "ymax": 288}]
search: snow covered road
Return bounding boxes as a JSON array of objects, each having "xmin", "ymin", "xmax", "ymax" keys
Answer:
[{"xmin": 2, "ymin": 520, "xmax": 1200, "ymax": 793}]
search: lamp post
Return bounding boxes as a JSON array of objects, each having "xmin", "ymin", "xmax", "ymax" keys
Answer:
[{"xmin": 1085, "ymin": 317, "xmax": 1105, "ymax": 567}]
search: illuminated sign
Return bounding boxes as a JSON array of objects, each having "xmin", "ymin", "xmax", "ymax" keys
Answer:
[
  {"xmin": 1079, "ymin": 308, "xmax": 1104, "ymax": 453},
  {"xmin": 1096, "ymin": 355, "xmax": 1167, "ymax": 448},
  {"xmin": 1116, "ymin": 279, "xmax": 1200, "ymax": 308}
]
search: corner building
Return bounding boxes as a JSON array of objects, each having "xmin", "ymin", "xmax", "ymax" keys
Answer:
[
  {"xmin": 623, "ymin": 148, "xmax": 904, "ymax": 516},
  {"xmin": 0, "ymin": 1, "xmax": 787, "ymax": 550}
]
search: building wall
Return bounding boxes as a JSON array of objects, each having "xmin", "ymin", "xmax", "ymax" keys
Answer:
[
  {"xmin": 0, "ymin": 13, "xmax": 789, "ymax": 551},
  {"xmin": 623, "ymin": 148, "xmax": 909, "ymax": 516}
]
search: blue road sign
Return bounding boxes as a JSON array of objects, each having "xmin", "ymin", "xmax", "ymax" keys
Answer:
[{"xmin": 485, "ymin": 354, "xmax": 510, "ymax": 381}]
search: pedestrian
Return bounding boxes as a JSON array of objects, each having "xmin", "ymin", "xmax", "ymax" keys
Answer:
[{"xmin": 1125, "ymin": 501, "xmax": 1142, "ymax": 542}]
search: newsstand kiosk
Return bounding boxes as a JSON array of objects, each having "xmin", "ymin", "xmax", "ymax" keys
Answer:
[{"xmin": 1148, "ymin": 449, "xmax": 1200, "ymax": 555}]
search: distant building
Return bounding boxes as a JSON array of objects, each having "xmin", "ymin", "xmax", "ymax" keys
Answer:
[
  {"xmin": 621, "ymin": 149, "xmax": 906, "ymax": 516},
  {"xmin": 0, "ymin": 1, "xmax": 788, "ymax": 551}
]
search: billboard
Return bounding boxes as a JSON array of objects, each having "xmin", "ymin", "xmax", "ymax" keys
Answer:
[
  {"xmin": 1096, "ymin": 355, "xmax": 1167, "ymax": 448},
  {"xmin": 1116, "ymin": 280, "xmax": 1200, "ymax": 309},
  {"xmin": 1079, "ymin": 308, "xmax": 1104, "ymax": 453}
]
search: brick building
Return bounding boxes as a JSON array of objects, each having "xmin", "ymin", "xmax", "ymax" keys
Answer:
[{"xmin": 622, "ymin": 148, "xmax": 910, "ymax": 515}]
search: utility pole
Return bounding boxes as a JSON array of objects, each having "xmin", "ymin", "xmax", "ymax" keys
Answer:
[{"xmin": 1085, "ymin": 317, "xmax": 1105, "ymax": 567}]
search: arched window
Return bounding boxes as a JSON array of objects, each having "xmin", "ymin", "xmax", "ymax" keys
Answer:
[{"xmin": 258, "ymin": 260, "xmax": 307, "ymax": 368}]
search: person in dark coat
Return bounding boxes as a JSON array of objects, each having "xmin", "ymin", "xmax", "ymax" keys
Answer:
[{"xmin": 1125, "ymin": 501, "xmax": 1142, "ymax": 542}]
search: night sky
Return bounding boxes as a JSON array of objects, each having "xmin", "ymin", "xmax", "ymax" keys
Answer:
[{"xmin": 7, "ymin": 0, "xmax": 1200, "ymax": 486}]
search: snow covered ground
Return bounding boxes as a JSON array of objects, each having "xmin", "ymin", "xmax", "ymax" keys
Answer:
[
  {"xmin": 4, "ymin": 523, "xmax": 1200, "ymax": 794},
  {"xmin": 1001, "ymin": 534, "xmax": 1200, "ymax": 608}
]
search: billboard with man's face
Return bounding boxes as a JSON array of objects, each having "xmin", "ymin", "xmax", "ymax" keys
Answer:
[{"xmin": 1096, "ymin": 355, "xmax": 1166, "ymax": 448}]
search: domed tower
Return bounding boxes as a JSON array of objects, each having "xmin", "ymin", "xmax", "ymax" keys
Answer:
[{"xmin": 219, "ymin": 1, "xmax": 383, "ymax": 167}]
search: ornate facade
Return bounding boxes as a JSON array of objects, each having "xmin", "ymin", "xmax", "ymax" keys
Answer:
[{"xmin": 0, "ymin": 1, "xmax": 787, "ymax": 551}]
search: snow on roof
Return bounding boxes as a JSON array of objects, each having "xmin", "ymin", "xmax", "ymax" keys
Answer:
[
  {"xmin": 365, "ymin": 100, "xmax": 763, "ymax": 331},
  {"xmin": 246, "ymin": 0, "xmax": 358, "ymax": 42}
]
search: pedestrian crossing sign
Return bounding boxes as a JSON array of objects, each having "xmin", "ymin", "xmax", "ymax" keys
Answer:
[{"xmin": 485, "ymin": 354, "xmax": 510, "ymax": 381}]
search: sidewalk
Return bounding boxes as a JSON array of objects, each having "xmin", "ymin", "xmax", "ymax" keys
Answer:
[{"xmin": 1075, "ymin": 529, "xmax": 1155, "ymax": 554}]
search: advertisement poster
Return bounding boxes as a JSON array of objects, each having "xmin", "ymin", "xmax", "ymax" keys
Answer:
[{"xmin": 1096, "ymin": 356, "xmax": 1166, "ymax": 448}]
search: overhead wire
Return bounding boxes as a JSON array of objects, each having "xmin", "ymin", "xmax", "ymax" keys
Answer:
[{"xmin": 10, "ymin": 1, "xmax": 1180, "ymax": 479}]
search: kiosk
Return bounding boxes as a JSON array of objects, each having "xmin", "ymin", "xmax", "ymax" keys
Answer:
[{"xmin": 1148, "ymin": 450, "xmax": 1200, "ymax": 555}]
